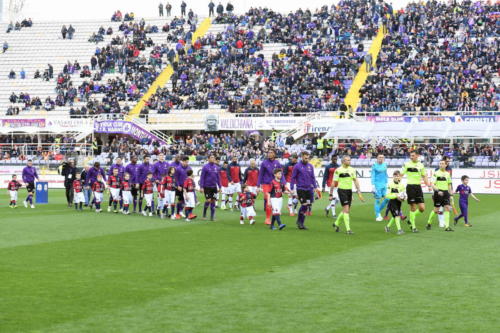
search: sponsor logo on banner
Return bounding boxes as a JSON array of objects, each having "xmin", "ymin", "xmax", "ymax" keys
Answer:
[
  {"xmin": 1, "ymin": 119, "xmax": 46, "ymax": 128},
  {"xmin": 455, "ymin": 116, "xmax": 497, "ymax": 123},
  {"xmin": 217, "ymin": 117, "xmax": 303, "ymax": 130},
  {"xmin": 366, "ymin": 116, "xmax": 406, "ymax": 122},
  {"xmin": 94, "ymin": 121, "xmax": 165, "ymax": 144},
  {"xmin": 303, "ymin": 121, "xmax": 334, "ymax": 134},
  {"xmin": 218, "ymin": 117, "xmax": 254, "ymax": 130},
  {"xmin": 46, "ymin": 119, "xmax": 93, "ymax": 129}
]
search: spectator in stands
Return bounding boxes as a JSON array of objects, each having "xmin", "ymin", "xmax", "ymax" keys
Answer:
[
  {"xmin": 208, "ymin": 1, "xmax": 215, "ymax": 16},
  {"xmin": 216, "ymin": 2, "xmax": 223, "ymax": 16},
  {"xmin": 181, "ymin": 1, "xmax": 187, "ymax": 16},
  {"xmin": 61, "ymin": 25, "xmax": 68, "ymax": 39},
  {"xmin": 6, "ymin": 22, "xmax": 14, "ymax": 33},
  {"xmin": 21, "ymin": 18, "xmax": 33, "ymax": 27},
  {"xmin": 166, "ymin": 2, "xmax": 172, "ymax": 16},
  {"xmin": 8, "ymin": 69, "xmax": 15, "ymax": 79},
  {"xmin": 159, "ymin": 2, "xmax": 164, "ymax": 16},
  {"xmin": 20, "ymin": 69, "xmax": 26, "ymax": 79},
  {"xmin": 359, "ymin": 0, "xmax": 499, "ymax": 113},
  {"xmin": 2, "ymin": 41, "xmax": 8, "ymax": 53},
  {"xmin": 67, "ymin": 25, "xmax": 75, "ymax": 39},
  {"xmin": 226, "ymin": 2, "xmax": 233, "ymax": 14},
  {"xmin": 47, "ymin": 64, "xmax": 54, "ymax": 79}
]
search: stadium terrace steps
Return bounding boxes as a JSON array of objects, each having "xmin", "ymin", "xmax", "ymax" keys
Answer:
[
  {"xmin": 0, "ymin": 17, "xmax": 202, "ymax": 115},
  {"xmin": 126, "ymin": 17, "xmax": 212, "ymax": 119},
  {"xmin": 343, "ymin": 25, "xmax": 386, "ymax": 113}
]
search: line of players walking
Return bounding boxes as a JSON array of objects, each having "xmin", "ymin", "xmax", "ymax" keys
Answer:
[{"xmin": 7, "ymin": 150, "xmax": 478, "ymax": 234}]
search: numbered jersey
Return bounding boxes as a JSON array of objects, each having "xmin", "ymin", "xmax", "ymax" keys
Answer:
[
  {"xmin": 92, "ymin": 180, "xmax": 105, "ymax": 193},
  {"xmin": 142, "ymin": 179, "xmax": 154, "ymax": 194},
  {"xmin": 121, "ymin": 180, "xmax": 132, "ymax": 191},
  {"xmin": 8, "ymin": 180, "xmax": 22, "ymax": 191},
  {"xmin": 107, "ymin": 175, "xmax": 121, "ymax": 189},
  {"xmin": 269, "ymin": 179, "xmax": 285, "ymax": 198},
  {"xmin": 162, "ymin": 175, "xmax": 176, "ymax": 191},
  {"xmin": 183, "ymin": 178, "xmax": 195, "ymax": 192},
  {"xmin": 239, "ymin": 192, "xmax": 256, "ymax": 208},
  {"xmin": 73, "ymin": 180, "xmax": 83, "ymax": 193}
]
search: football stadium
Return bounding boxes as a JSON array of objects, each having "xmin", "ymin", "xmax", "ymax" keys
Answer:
[{"xmin": 1, "ymin": 0, "xmax": 499, "ymax": 331}]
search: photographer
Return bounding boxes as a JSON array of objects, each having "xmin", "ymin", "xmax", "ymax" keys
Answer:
[{"xmin": 60, "ymin": 159, "xmax": 77, "ymax": 207}]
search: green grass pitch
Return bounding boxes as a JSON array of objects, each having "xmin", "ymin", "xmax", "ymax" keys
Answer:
[{"xmin": 1, "ymin": 190, "xmax": 499, "ymax": 332}]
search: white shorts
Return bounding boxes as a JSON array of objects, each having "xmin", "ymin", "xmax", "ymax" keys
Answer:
[
  {"xmin": 122, "ymin": 191, "xmax": 133, "ymax": 205},
  {"xmin": 230, "ymin": 182, "xmax": 242, "ymax": 194},
  {"xmin": 270, "ymin": 197, "xmax": 283, "ymax": 215},
  {"xmin": 247, "ymin": 186, "xmax": 257, "ymax": 195},
  {"xmin": 222, "ymin": 186, "xmax": 231, "ymax": 195},
  {"xmin": 74, "ymin": 191, "xmax": 85, "ymax": 203},
  {"xmin": 184, "ymin": 192, "xmax": 195, "ymax": 208},
  {"xmin": 157, "ymin": 196, "xmax": 165, "ymax": 208},
  {"xmin": 240, "ymin": 206, "xmax": 256, "ymax": 219},
  {"xmin": 9, "ymin": 190, "xmax": 18, "ymax": 201},
  {"xmin": 94, "ymin": 192, "xmax": 103, "ymax": 203},
  {"xmin": 144, "ymin": 193, "xmax": 153, "ymax": 206},
  {"xmin": 286, "ymin": 183, "xmax": 296, "ymax": 196},
  {"xmin": 110, "ymin": 188, "xmax": 121, "ymax": 201},
  {"xmin": 165, "ymin": 190, "xmax": 176, "ymax": 205}
]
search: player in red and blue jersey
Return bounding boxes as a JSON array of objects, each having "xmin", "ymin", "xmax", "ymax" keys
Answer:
[
  {"xmin": 7, "ymin": 175, "xmax": 22, "ymax": 208},
  {"xmin": 183, "ymin": 169, "xmax": 197, "ymax": 221},
  {"xmin": 242, "ymin": 159, "xmax": 259, "ymax": 195},
  {"xmin": 267, "ymin": 169, "xmax": 289, "ymax": 230},
  {"xmin": 454, "ymin": 175, "xmax": 480, "ymax": 227},
  {"xmin": 322, "ymin": 155, "xmax": 339, "ymax": 217},
  {"xmin": 283, "ymin": 154, "xmax": 298, "ymax": 216}
]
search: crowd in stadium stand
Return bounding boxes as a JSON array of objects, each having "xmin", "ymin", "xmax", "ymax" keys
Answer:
[
  {"xmin": 147, "ymin": 0, "xmax": 391, "ymax": 114},
  {"xmin": 3, "ymin": 1, "xmax": 499, "ymax": 116},
  {"xmin": 5, "ymin": 18, "xmax": 33, "ymax": 33},
  {"xmin": 358, "ymin": 0, "xmax": 499, "ymax": 113},
  {"xmin": 2, "ymin": 131, "xmax": 498, "ymax": 168}
]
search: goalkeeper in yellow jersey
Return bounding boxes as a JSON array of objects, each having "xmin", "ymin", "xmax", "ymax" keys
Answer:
[
  {"xmin": 426, "ymin": 160, "xmax": 454, "ymax": 232},
  {"xmin": 384, "ymin": 171, "xmax": 406, "ymax": 235}
]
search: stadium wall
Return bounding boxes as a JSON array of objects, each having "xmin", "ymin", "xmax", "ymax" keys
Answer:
[{"xmin": 2, "ymin": 167, "xmax": 499, "ymax": 194}]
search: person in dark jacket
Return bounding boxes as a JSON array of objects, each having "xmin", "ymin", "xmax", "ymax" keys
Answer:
[
  {"xmin": 208, "ymin": 1, "xmax": 215, "ymax": 16},
  {"xmin": 61, "ymin": 159, "xmax": 77, "ymax": 206},
  {"xmin": 181, "ymin": 1, "xmax": 187, "ymax": 16},
  {"xmin": 216, "ymin": 2, "xmax": 224, "ymax": 15}
]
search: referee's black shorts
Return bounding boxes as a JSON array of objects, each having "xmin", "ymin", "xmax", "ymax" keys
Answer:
[
  {"xmin": 388, "ymin": 199, "xmax": 402, "ymax": 218},
  {"xmin": 297, "ymin": 189, "xmax": 314, "ymax": 205},
  {"xmin": 338, "ymin": 189, "xmax": 353, "ymax": 206},
  {"xmin": 433, "ymin": 190, "xmax": 450, "ymax": 207},
  {"xmin": 406, "ymin": 184, "xmax": 424, "ymax": 204},
  {"xmin": 203, "ymin": 187, "xmax": 218, "ymax": 200},
  {"xmin": 26, "ymin": 182, "xmax": 35, "ymax": 193}
]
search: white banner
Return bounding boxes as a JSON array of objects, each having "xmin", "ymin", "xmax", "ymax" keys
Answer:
[
  {"xmin": 217, "ymin": 116, "xmax": 304, "ymax": 131},
  {"xmin": 0, "ymin": 118, "xmax": 93, "ymax": 133}
]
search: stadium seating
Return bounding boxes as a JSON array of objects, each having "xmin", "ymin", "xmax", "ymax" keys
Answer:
[
  {"xmin": 358, "ymin": 1, "xmax": 499, "ymax": 113},
  {"xmin": 0, "ymin": 16, "xmax": 198, "ymax": 116}
]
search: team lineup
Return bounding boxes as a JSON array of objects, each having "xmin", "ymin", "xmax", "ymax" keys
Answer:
[{"xmin": 6, "ymin": 150, "xmax": 479, "ymax": 234}]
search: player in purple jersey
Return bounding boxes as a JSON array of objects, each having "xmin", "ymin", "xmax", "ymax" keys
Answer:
[{"xmin": 454, "ymin": 175, "xmax": 480, "ymax": 227}]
